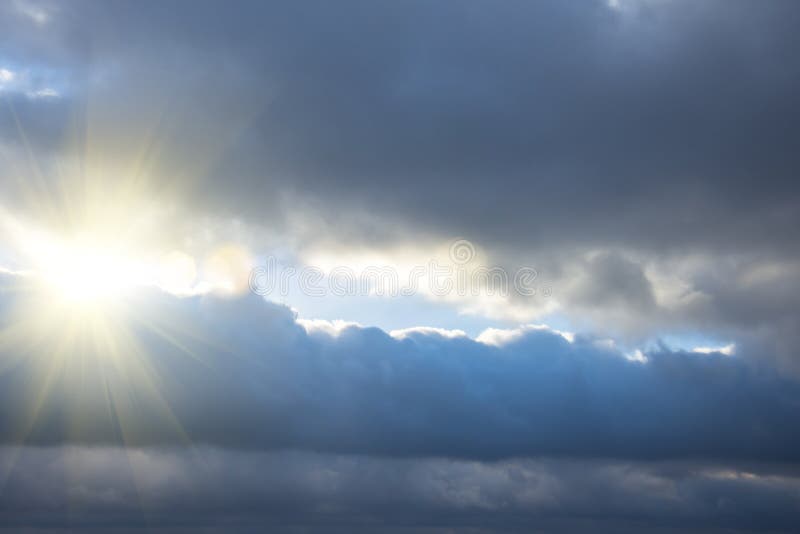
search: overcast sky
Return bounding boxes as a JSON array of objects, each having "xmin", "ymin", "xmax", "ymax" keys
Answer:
[{"xmin": 1, "ymin": 1, "xmax": 799, "ymax": 532}]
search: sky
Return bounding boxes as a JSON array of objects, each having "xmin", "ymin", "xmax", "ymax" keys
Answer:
[{"xmin": 0, "ymin": 0, "xmax": 799, "ymax": 532}]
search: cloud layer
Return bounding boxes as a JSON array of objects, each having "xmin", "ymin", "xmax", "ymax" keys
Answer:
[
  {"xmin": 3, "ymin": 447, "xmax": 800, "ymax": 533},
  {"xmin": 3, "ymin": 0, "xmax": 799, "ymax": 349},
  {"xmin": 1, "ymin": 275, "xmax": 798, "ymax": 463},
  {"xmin": 2, "ymin": 0, "xmax": 799, "ymax": 252}
]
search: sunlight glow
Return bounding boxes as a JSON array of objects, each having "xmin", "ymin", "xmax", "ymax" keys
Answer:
[
  {"xmin": 35, "ymin": 238, "xmax": 146, "ymax": 304},
  {"xmin": 0, "ymin": 82, "xmax": 257, "ymax": 454}
]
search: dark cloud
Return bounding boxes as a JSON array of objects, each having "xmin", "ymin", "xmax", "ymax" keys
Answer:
[
  {"xmin": 3, "ymin": 0, "xmax": 800, "ymax": 254},
  {"xmin": 565, "ymin": 250, "xmax": 657, "ymax": 312},
  {"xmin": 2, "ymin": 0, "xmax": 799, "ymax": 353},
  {"xmin": 1, "ymin": 275, "xmax": 798, "ymax": 462},
  {"xmin": 1, "ymin": 446, "xmax": 799, "ymax": 533}
]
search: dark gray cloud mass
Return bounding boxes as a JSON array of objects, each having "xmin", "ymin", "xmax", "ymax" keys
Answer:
[
  {"xmin": 2, "ymin": 447, "xmax": 800, "ymax": 533},
  {"xmin": 2, "ymin": 0, "xmax": 799, "ymax": 253},
  {"xmin": 3, "ymin": 0, "xmax": 800, "ymax": 351}
]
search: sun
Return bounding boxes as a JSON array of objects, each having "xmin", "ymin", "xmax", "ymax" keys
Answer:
[
  {"xmin": 0, "ymin": 95, "xmax": 254, "ymax": 447},
  {"xmin": 37, "ymin": 240, "xmax": 145, "ymax": 304},
  {"xmin": 16, "ymin": 227, "xmax": 154, "ymax": 309},
  {"xmin": 0, "ymin": 216, "xmax": 201, "ymax": 447}
]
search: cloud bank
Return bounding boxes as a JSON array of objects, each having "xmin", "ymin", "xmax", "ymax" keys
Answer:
[
  {"xmin": 0, "ymin": 276, "xmax": 797, "ymax": 531},
  {"xmin": 1, "ymin": 274, "xmax": 798, "ymax": 463},
  {"xmin": 3, "ymin": 447, "xmax": 800, "ymax": 533}
]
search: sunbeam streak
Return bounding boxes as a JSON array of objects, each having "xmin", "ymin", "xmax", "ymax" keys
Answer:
[{"xmin": 0, "ymin": 189, "xmax": 241, "ymax": 452}]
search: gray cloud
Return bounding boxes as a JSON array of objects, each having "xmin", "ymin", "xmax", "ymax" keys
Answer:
[
  {"xmin": 2, "ymin": 0, "xmax": 799, "ymax": 252},
  {"xmin": 1, "ymin": 446, "xmax": 799, "ymax": 533},
  {"xmin": 1, "ymin": 0, "xmax": 799, "ymax": 352}
]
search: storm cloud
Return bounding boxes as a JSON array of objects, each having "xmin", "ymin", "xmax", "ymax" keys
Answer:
[{"xmin": 2, "ymin": 0, "xmax": 799, "ymax": 253}]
